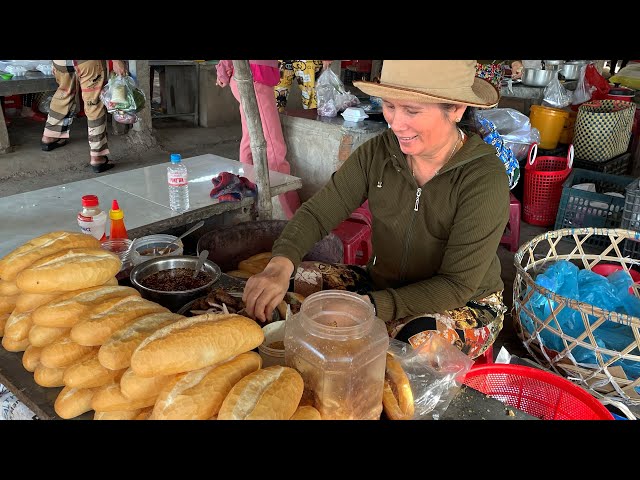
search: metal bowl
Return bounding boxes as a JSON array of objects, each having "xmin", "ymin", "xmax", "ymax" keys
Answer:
[
  {"xmin": 129, "ymin": 255, "xmax": 222, "ymax": 313},
  {"xmin": 521, "ymin": 68, "xmax": 556, "ymax": 87},
  {"xmin": 560, "ymin": 62, "xmax": 586, "ymax": 80}
]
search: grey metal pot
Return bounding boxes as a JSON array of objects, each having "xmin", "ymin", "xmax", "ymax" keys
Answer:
[
  {"xmin": 522, "ymin": 68, "xmax": 556, "ymax": 87},
  {"xmin": 130, "ymin": 255, "xmax": 222, "ymax": 312},
  {"xmin": 560, "ymin": 62, "xmax": 584, "ymax": 80}
]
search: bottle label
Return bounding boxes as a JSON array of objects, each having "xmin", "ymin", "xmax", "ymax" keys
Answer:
[
  {"xmin": 168, "ymin": 172, "xmax": 188, "ymax": 186},
  {"xmin": 77, "ymin": 212, "xmax": 107, "ymax": 241}
]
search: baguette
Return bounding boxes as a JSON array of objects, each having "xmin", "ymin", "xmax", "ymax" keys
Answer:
[
  {"xmin": 0, "ymin": 231, "xmax": 101, "ymax": 282},
  {"xmin": 0, "ymin": 280, "xmax": 20, "ymax": 297},
  {"xmin": 1, "ymin": 336, "xmax": 29, "ymax": 352},
  {"xmin": 98, "ymin": 312, "xmax": 184, "ymax": 370},
  {"xmin": 39, "ymin": 337, "xmax": 98, "ymax": 369},
  {"xmin": 290, "ymin": 405, "xmax": 322, "ymax": 420},
  {"xmin": 91, "ymin": 383, "xmax": 157, "ymax": 412},
  {"xmin": 382, "ymin": 353, "xmax": 415, "ymax": 421},
  {"xmin": 130, "ymin": 313, "xmax": 264, "ymax": 377},
  {"xmin": 32, "ymin": 285, "xmax": 140, "ymax": 328},
  {"xmin": 134, "ymin": 407, "xmax": 153, "ymax": 420},
  {"xmin": 22, "ymin": 345, "xmax": 43, "ymax": 372},
  {"xmin": 34, "ymin": 364, "xmax": 67, "ymax": 387},
  {"xmin": 0, "ymin": 313, "xmax": 9, "ymax": 337},
  {"xmin": 119, "ymin": 368, "xmax": 174, "ymax": 401},
  {"xmin": 238, "ymin": 256, "xmax": 271, "ymax": 275},
  {"xmin": 150, "ymin": 351, "xmax": 262, "ymax": 420},
  {"xmin": 14, "ymin": 292, "xmax": 61, "ymax": 314},
  {"xmin": 0, "ymin": 295, "xmax": 17, "ymax": 315},
  {"xmin": 225, "ymin": 270, "xmax": 253, "ymax": 279},
  {"xmin": 29, "ymin": 325, "xmax": 70, "ymax": 347},
  {"xmin": 16, "ymin": 248, "xmax": 121, "ymax": 294},
  {"xmin": 55, "ymin": 386, "xmax": 98, "ymax": 419},
  {"xmin": 63, "ymin": 355, "xmax": 125, "ymax": 389},
  {"xmin": 218, "ymin": 365, "xmax": 304, "ymax": 420},
  {"xmin": 3, "ymin": 310, "xmax": 33, "ymax": 344},
  {"xmin": 94, "ymin": 409, "xmax": 142, "ymax": 420},
  {"xmin": 70, "ymin": 296, "xmax": 168, "ymax": 347}
]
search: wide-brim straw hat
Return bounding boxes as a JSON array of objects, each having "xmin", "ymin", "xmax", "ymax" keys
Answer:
[{"xmin": 354, "ymin": 60, "xmax": 499, "ymax": 108}]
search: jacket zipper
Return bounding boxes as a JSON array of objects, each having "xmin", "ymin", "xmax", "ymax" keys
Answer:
[{"xmin": 399, "ymin": 187, "xmax": 422, "ymax": 279}]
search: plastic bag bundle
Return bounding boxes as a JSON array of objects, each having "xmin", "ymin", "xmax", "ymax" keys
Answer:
[
  {"xmin": 100, "ymin": 73, "xmax": 146, "ymax": 124},
  {"xmin": 474, "ymin": 111, "xmax": 522, "ymax": 189},
  {"xmin": 316, "ymin": 69, "xmax": 359, "ymax": 117},
  {"xmin": 542, "ymin": 72, "xmax": 572, "ymax": 108}
]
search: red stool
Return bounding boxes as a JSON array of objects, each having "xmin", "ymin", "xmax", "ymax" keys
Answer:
[
  {"xmin": 349, "ymin": 200, "xmax": 372, "ymax": 227},
  {"xmin": 332, "ymin": 218, "xmax": 372, "ymax": 265},
  {"xmin": 500, "ymin": 193, "xmax": 521, "ymax": 253},
  {"xmin": 474, "ymin": 344, "xmax": 494, "ymax": 365}
]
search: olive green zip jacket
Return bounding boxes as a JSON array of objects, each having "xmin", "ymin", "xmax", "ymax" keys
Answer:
[{"xmin": 272, "ymin": 128, "xmax": 510, "ymax": 323}]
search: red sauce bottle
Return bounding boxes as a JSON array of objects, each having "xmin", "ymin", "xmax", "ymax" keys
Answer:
[{"xmin": 109, "ymin": 199, "xmax": 129, "ymax": 240}]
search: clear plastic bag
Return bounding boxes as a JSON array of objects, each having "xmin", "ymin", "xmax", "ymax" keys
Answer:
[
  {"xmin": 542, "ymin": 72, "xmax": 572, "ymax": 108},
  {"xmin": 572, "ymin": 64, "xmax": 594, "ymax": 105},
  {"xmin": 388, "ymin": 335, "xmax": 474, "ymax": 420},
  {"xmin": 316, "ymin": 68, "xmax": 359, "ymax": 117},
  {"xmin": 100, "ymin": 73, "xmax": 146, "ymax": 117}
]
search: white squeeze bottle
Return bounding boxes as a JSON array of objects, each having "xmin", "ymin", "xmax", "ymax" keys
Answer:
[
  {"xmin": 77, "ymin": 194, "xmax": 107, "ymax": 241},
  {"xmin": 167, "ymin": 153, "xmax": 190, "ymax": 213}
]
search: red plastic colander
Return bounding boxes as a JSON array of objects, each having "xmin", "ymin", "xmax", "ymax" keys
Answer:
[{"xmin": 463, "ymin": 363, "xmax": 613, "ymax": 420}]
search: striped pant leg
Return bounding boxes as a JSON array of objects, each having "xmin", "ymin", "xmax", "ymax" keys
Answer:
[
  {"xmin": 43, "ymin": 63, "xmax": 77, "ymax": 139},
  {"xmin": 75, "ymin": 60, "xmax": 109, "ymax": 158}
]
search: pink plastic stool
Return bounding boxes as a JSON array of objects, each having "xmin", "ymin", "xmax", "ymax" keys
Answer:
[
  {"xmin": 349, "ymin": 200, "xmax": 372, "ymax": 227},
  {"xmin": 474, "ymin": 344, "xmax": 494, "ymax": 365},
  {"xmin": 332, "ymin": 218, "xmax": 373, "ymax": 265},
  {"xmin": 500, "ymin": 193, "xmax": 521, "ymax": 253}
]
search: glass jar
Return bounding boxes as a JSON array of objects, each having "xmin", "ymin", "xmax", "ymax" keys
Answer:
[
  {"xmin": 285, "ymin": 290, "xmax": 389, "ymax": 420},
  {"xmin": 130, "ymin": 234, "xmax": 184, "ymax": 266}
]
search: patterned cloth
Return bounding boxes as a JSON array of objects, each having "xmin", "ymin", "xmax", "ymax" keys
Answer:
[
  {"xmin": 210, "ymin": 172, "xmax": 257, "ymax": 202},
  {"xmin": 275, "ymin": 60, "xmax": 324, "ymax": 112},
  {"xmin": 475, "ymin": 62, "xmax": 505, "ymax": 93},
  {"xmin": 292, "ymin": 261, "xmax": 506, "ymax": 359}
]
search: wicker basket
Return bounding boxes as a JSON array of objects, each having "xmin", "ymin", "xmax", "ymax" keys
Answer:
[{"xmin": 513, "ymin": 227, "xmax": 640, "ymax": 405}]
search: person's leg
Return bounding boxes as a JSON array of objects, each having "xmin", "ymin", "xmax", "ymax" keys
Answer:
[
  {"xmin": 76, "ymin": 60, "xmax": 110, "ymax": 167},
  {"xmin": 253, "ymin": 81, "xmax": 300, "ymax": 217},
  {"xmin": 42, "ymin": 62, "xmax": 77, "ymax": 148},
  {"xmin": 275, "ymin": 60, "xmax": 294, "ymax": 113},
  {"xmin": 296, "ymin": 60, "xmax": 322, "ymax": 110},
  {"xmin": 230, "ymin": 77, "xmax": 253, "ymax": 165}
]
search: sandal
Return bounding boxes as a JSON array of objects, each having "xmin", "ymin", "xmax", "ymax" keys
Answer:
[
  {"xmin": 90, "ymin": 157, "xmax": 114, "ymax": 174},
  {"xmin": 41, "ymin": 138, "xmax": 68, "ymax": 151}
]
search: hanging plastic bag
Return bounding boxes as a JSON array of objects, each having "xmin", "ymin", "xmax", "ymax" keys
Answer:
[
  {"xmin": 387, "ymin": 336, "xmax": 474, "ymax": 420},
  {"xmin": 100, "ymin": 73, "xmax": 146, "ymax": 122},
  {"xmin": 584, "ymin": 63, "xmax": 611, "ymax": 100},
  {"xmin": 316, "ymin": 68, "xmax": 359, "ymax": 117},
  {"xmin": 542, "ymin": 71, "xmax": 572, "ymax": 108},
  {"xmin": 572, "ymin": 64, "xmax": 594, "ymax": 105}
]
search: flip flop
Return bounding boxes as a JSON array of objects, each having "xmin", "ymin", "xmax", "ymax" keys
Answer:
[
  {"xmin": 91, "ymin": 157, "xmax": 114, "ymax": 174},
  {"xmin": 41, "ymin": 138, "xmax": 68, "ymax": 151}
]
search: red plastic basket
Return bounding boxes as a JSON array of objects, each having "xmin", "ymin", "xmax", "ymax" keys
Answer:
[
  {"xmin": 523, "ymin": 145, "xmax": 573, "ymax": 226},
  {"xmin": 463, "ymin": 364, "xmax": 614, "ymax": 420}
]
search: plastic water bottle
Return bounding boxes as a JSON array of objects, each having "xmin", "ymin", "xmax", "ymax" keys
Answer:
[
  {"xmin": 77, "ymin": 194, "xmax": 107, "ymax": 241},
  {"xmin": 167, "ymin": 153, "xmax": 190, "ymax": 213}
]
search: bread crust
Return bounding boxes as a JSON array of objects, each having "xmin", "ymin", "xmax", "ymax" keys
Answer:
[
  {"xmin": 0, "ymin": 295, "xmax": 17, "ymax": 315},
  {"xmin": 14, "ymin": 292, "xmax": 61, "ymax": 314},
  {"xmin": 0, "ymin": 231, "xmax": 101, "ymax": 282},
  {"xmin": 0, "ymin": 280, "xmax": 20, "ymax": 297},
  {"xmin": 29, "ymin": 325, "xmax": 70, "ymax": 347},
  {"xmin": 151, "ymin": 352, "xmax": 262, "ymax": 420},
  {"xmin": 39, "ymin": 337, "xmax": 98, "ymax": 369},
  {"xmin": 55, "ymin": 386, "xmax": 98, "ymax": 419},
  {"xmin": 22, "ymin": 345, "xmax": 43, "ymax": 372},
  {"xmin": 94, "ymin": 409, "xmax": 142, "ymax": 420},
  {"xmin": 290, "ymin": 405, "xmax": 322, "ymax": 420},
  {"xmin": 63, "ymin": 355, "xmax": 125, "ymax": 389},
  {"xmin": 34, "ymin": 364, "xmax": 67, "ymax": 387},
  {"xmin": 0, "ymin": 313, "xmax": 9, "ymax": 337},
  {"xmin": 91, "ymin": 383, "xmax": 157, "ymax": 412},
  {"xmin": 119, "ymin": 368, "xmax": 174, "ymax": 401},
  {"xmin": 382, "ymin": 353, "xmax": 415, "ymax": 420},
  {"xmin": 218, "ymin": 365, "xmax": 304, "ymax": 420},
  {"xmin": 70, "ymin": 296, "xmax": 168, "ymax": 347},
  {"xmin": 130, "ymin": 314, "xmax": 264, "ymax": 377},
  {"xmin": 32, "ymin": 285, "xmax": 140, "ymax": 328},
  {"xmin": 3, "ymin": 310, "xmax": 33, "ymax": 345},
  {"xmin": 16, "ymin": 248, "xmax": 121, "ymax": 294},
  {"xmin": 98, "ymin": 312, "xmax": 183, "ymax": 370}
]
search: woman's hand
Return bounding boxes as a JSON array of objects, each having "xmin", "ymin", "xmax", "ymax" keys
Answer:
[
  {"xmin": 510, "ymin": 60, "xmax": 524, "ymax": 80},
  {"xmin": 112, "ymin": 60, "xmax": 127, "ymax": 76},
  {"xmin": 242, "ymin": 256, "xmax": 294, "ymax": 323}
]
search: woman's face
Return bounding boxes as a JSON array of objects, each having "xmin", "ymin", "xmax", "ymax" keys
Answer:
[{"xmin": 382, "ymin": 99, "xmax": 464, "ymax": 157}]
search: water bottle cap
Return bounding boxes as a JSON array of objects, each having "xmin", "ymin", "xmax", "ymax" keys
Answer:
[
  {"xmin": 81, "ymin": 195, "xmax": 99, "ymax": 207},
  {"xmin": 170, "ymin": 154, "xmax": 182, "ymax": 163}
]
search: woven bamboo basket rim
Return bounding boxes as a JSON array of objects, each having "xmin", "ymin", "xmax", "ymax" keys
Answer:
[{"xmin": 513, "ymin": 227, "xmax": 640, "ymax": 405}]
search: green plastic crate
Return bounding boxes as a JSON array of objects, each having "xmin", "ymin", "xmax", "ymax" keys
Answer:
[{"xmin": 554, "ymin": 168, "xmax": 635, "ymax": 248}]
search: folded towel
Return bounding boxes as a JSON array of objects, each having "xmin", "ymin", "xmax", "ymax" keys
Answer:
[{"xmin": 210, "ymin": 172, "xmax": 257, "ymax": 202}]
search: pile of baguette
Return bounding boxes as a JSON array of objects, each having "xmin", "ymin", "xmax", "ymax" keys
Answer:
[
  {"xmin": 226, "ymin": 252, "xmax": 271, "ymax": 279},
  {"xmin": 0, "ymin": 231, "xmax": 321, "ymax": 420}
]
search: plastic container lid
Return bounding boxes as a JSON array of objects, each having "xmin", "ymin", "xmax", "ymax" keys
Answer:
[
  {"xmin": 170, "ymin": 153, "xmax": 182, "ymax": 163},
  {"xmin": 341, "ymin": 107, "xmax": 369, "ymax": 122},
  {"xmin": 81, "ymin": 195, "xmax": 99, "ymax": 207}
]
